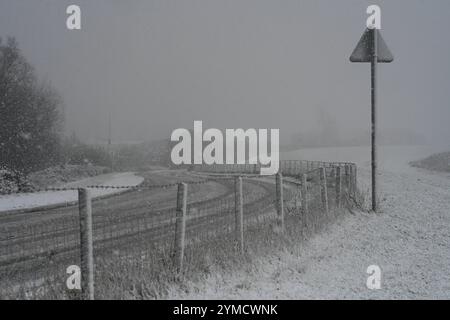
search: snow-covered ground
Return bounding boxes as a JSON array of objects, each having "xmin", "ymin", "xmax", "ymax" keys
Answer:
[
  {"xmin": 169, "ymin": 145, "xmax": 450, "ymax": 299},
  {"xmin": 0, "ymin": 172, "xmax": 144, "ymax": 212}
]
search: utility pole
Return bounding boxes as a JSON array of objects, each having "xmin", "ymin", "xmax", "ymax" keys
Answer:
[
  {"xmin": 108, "ymin": 110, "xmax": 113, "ymax": 170},
  {"xmin": 108, "ymin": 110, "xmax": 112, "ymax": 147}
]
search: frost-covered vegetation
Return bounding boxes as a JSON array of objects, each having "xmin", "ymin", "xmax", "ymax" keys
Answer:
[
  {"xmin": 0, "ymin": 37, "xmax": 63, "ymax": 174},
  {"xmin": 112, "ymin": 139, "xmax": 171, "ymax": 171},
  {"xmin": 0, "ymin": 164, "xmax": 110, "ymax": 193},
  {"xmin": 0, "ymin": 38, "xmax": 171, "ymax": 194},
  {"xmin": 0, "ymin": 166, "xmax": 34, "ymax": 193},
  {"xmin": 27, "ymin": 164, "xmax": 110, "ymax": 189},
  {"xmin": 410, "ymin": 151, "xmax": 450, "ymax": 173},
  {"xmin": 0, "ymin": 38, "xmax": 116, "ymax": 193}
]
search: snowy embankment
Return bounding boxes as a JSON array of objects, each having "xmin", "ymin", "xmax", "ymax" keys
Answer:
[
  {"xmin": 168, "ymin": 145, "xmax": 450, "ymax": 299},
  {"xmin": 0, "ymin": 172, "xmax": 144, "ymax": 212}
]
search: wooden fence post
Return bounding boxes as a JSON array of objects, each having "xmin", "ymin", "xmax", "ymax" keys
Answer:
[
  {"xmin": 345, "ymin": 164, "xmax": 350, "ymax": 193},
  {"xmin": 174, "ymin": 183, "xmax": 187, "ymax": 274},
  {"xmin": 78, "ymin": 188, "xmax": 94, "ymax": 300},
  {"xmin": 235, "ymin": 177, "xmax": 244, "ymax": 252},
  {"xmin": 335, "ymin": 166, "xmax": 342, "ymax": 208},
  {"xmin": 275, "ymin": 172, "xmax": 285, "ymax": 232},
  {"xmin": 319, "ymin": 167, "xmax": 329, "ymax": 215},
  {"xmin": 301, "ymin": 173, "xmax": 308, "ymax": 215}
]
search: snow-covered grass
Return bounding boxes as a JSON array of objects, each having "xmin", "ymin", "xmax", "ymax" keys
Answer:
[
  {"xmin": 410, "ymin": 151, "xmax": 450, "ymax": 173},
  {"xmin": 0, "ymin": 172, "xmax": 144, "ymax": 212},
  {"xmin": 28, "ymin": 164, "xmax": 110, "ymax": 189},
  {"xmin": 167, "ymin": 145, "xmax": 450, "ymax": 299}
]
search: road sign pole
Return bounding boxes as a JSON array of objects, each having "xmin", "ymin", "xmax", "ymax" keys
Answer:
[
  {"xmin": 351, "ymin": 24, "xmax": 393, "ymax": 213},
  {"xmin": 371, "ymin": 29, "xmax": 378, "ymax": 212}
]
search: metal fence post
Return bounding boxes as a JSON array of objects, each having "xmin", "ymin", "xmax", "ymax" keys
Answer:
[
  {"xmin": 276, "ymin": 172, "xmax": 285, "ymax": 232},
  {"xmin": 78, "ymin": 188, "xmax": 94, "ymax": 300},
  {"xmin": 335, "ymin": 166, "xmax": 342, "ymax": 208},
  {"xmin": 319, "ymin": 167, "xmax": 329, "ymax": 215},
  {"xmin": 174, "ymin": 183, "xmax": 187, "ymax": 274},
  {"xmin": 235, "ymin": 177, "xmax": 244, "ymax": 252}
]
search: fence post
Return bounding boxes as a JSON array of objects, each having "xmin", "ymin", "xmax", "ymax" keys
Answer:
[
  {"xmin": 78, "ymin": 188, "xmax": 94, "ymax": 300},
  {"xmin": 335, "ymin": 166, "xmax": 342, "ymax": 208},
  {"xmin": 235, "ymin": 177, "xmax": 244, "ymax": 252},
  {"xmin": 350, "ymin": 164, "xmax": 354, "ymax": 196},
  {"xmin": 319, "ymin": 167, "xmax": 329, "ymax": 215},
  {"xmin": 301, "ymin": 173, "xmax": 308, "ymax": 215},
  {"xmin": 174, "ymin": 183, "xmax": 187, "ymax": 274},
  {"xmin": 352, "ymin": 164, "xmax": 357, "ymax": 197},
  {"xmin": 345, "ymin": 164, "xmax": 350, "ymax": 193},
  {"xmin": 276, "ymin": 172, "xmax": 285, "ymax": 232}
]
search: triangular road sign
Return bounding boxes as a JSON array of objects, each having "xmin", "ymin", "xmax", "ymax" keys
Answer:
[{"xmin": 350, "ymin": 28, "xmax": 394, "ymax": 63}]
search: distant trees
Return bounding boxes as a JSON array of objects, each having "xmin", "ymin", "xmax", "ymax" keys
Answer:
[
  {"xmin": 62, "ymin": 134, "xmax": 112, "ymax": 167},
  {"xmin": 290, "ymin": 108, "xmax": 341, "ymax": 148},
  {"xmin": 0, "ymin": 37, "xmax": 64, "ymax": 174}
]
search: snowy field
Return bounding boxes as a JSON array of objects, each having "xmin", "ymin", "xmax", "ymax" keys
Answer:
[
  {"xmin": 0, "ymin": 172, "xmax": 144, "ymax": 212},
  {"xmin": 169, "ymin": 145, "xmax": 450, "ymax": 299}
]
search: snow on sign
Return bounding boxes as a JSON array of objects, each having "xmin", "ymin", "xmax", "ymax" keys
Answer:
[{"xmin": 350, "ymin": 28, "xmax": 394, "ymax": 63}]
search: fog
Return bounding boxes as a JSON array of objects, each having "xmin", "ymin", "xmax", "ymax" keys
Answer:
[{"xmin": 1, "ymin": 0, "xmax": 449, "ymax": 146}]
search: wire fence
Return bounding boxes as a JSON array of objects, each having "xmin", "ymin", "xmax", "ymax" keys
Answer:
[{"xmin": 0, "ymin": 160, "xmax": 358, "ymax": 299}]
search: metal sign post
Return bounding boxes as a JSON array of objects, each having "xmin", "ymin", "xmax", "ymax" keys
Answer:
[
  {"xmin": 350, "ymin": 28, "xmax": 393, "ymax": 212},
  {"xmin": 371, "ymin": 29, "xmax": 378, "ymax": 213}
]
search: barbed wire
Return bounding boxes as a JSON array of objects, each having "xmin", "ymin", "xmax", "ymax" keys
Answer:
[
  {"xmin": 0, "ymin": 160, "xmax": 356, "ymax": 195},
  {"xmin": 1, "ymin": 181, "xmax": 188, "ymax": 195},
  {"xmin": 0, "ymin": 177, "xmax": 237, "ymax": 195},
  {"xmin": 0, "ymin": 159, "xmax": 359, "ymax": 297}
]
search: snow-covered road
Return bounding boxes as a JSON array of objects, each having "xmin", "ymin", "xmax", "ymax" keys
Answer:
[
  {"xmin": 0, "ymin": 172, "xmax": 144, "ymax": 212},
  {"xmin": 168, "ymin": 145, "xmax": 450, "ymax": 299}
]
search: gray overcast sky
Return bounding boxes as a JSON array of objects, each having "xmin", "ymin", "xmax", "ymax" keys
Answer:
[{"xmin": 0, "ymin": 0, "xmax": 449, "ymax": 144}]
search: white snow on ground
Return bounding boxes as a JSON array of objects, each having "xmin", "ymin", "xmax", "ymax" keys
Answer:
[
  {"xmin": 169, "ymin": 145, "xmax": 450, "ymax": 299},
  {"xmin": 0, "ymin": 172, "xmax": 144, "ymax": 212}
]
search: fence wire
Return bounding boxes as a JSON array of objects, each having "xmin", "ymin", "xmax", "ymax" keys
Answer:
[{"xmin": 0, "ymin": 160, "xmax": 358, "ymax": 299}]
